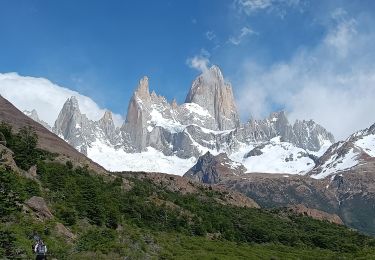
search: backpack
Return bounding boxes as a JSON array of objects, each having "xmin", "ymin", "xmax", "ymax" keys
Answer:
[{"xmin": 36, "ymin": 243, "xmax": 46, "ymax": 255}]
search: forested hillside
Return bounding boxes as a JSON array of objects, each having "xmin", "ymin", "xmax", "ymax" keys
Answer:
[{"xmin": 1, "ymin": 123, "xmax": 375, "ymax": 259}]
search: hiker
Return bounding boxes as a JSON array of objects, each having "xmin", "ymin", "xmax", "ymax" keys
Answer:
[{"xmin": 34, "ymin": 239, "xmax": 47, "ymax": 260}]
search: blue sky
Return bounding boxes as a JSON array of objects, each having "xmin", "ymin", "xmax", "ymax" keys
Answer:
[{"xmin": 1, "ymin": 0, "xmax": 375, "ymax": 138}]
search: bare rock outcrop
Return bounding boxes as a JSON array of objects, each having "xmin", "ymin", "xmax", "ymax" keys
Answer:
[
  {"xmin": 55, "ymin": 223, "xmax": 76, "ymax": 241},
  {"xmin": 25, "ymin": 196, "xmax": 53, "ymax": 220},
  {"xmin": 184, "ymin": 151, "xmax": 246, "ymax": 184},
  {"xmin": 287, "ymin": 204, "xmax": 343, "ymax": 225},
  {"xmin": 0, "ymin": 144, "xmax": 19, "ymax": 172}
]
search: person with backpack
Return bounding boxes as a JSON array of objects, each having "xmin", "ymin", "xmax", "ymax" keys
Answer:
[{"xmin": 34, "ymin": 239, "xmax": 47, "ymax": 260}]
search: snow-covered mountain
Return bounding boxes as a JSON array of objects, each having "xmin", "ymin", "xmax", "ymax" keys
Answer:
[
  {"xmin": 309, "ymin": 122, "xmax": 375, "ymax": 179},
  {"xmin": 23, "ymin": 65, "xmax": 335, "ymax": 175},
  {"xmin": 231, "ymin": 137, "xmax": 316, "ymax": 175}
]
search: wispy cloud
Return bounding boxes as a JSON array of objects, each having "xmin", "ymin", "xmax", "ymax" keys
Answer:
[
  {"xmin": 228, "ymin": 26, "xmax": 257, "ymax": 45},
  {"xmin": 206, "ymin": 31, "xmax": 216, "ymax": 41},
  {"xmin": 235, "ymin": 0, "xmax": 302, "ymax": 17},
  {"xmin": 236, "ymin": 0, "xmax": 273, "ymax": 13},
  {"xmin": 236, "ymin": 9, "xmax": 375, "ymax": 139}
]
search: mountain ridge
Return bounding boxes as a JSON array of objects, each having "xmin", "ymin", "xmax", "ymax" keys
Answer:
[{"xmin": 21, "ymin": 65, "xmax": 336, "ymax": 175}]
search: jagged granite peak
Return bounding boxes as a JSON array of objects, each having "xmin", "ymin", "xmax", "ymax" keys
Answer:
[
  {"xmin": 122, "ymin": 77, "xmax": 153, "ymax": 151},
  {"xmin": 98, "ymin": 110, "xmax": 116, "ymax": 142},
  {"xmin": 135, "ymin": 76, "xmax": 151, "ymax": 101},
  {"xmin": 293, "ymin": 119, "xmax": 335, "ymax": 152},
  {"xmin": 53, "ymin": 96, "xmax": 82, "ymax": 135},
  {"xmin": 23, "ymin": 109, "xmax": 51, "ymax": 130},
  {"xmin": 184, "ymin": 151, "xmax": 247, "ymax": 184},
  {"xmin": 122, "ymin": 75, "xmax": 221, "ymax": 154},
  {"xmin": 53, "ymin": 96, "xmax": 92, "ymax": 154},
  {"xmin": 238, "ymin": 110, "xmax": 334, "ymax": 152},
  {"xmin": 171, "ymin": 98, "xmax": 178, "ymax": 109},
  {"xmin": 185, "ymin": 65, "xmax": 240, "ymax": 130}
]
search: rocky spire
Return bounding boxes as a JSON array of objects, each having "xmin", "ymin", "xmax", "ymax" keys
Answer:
[
  {"xmin": 98, "ymin": 110, "xmax": 116, "ymax": 141},
  {"xmin": 122, "ymin": 77, "xmax": 152, "ymax": 151},
  {"xmin": 171, "ymin": 98, "xmax": 178, "ymax": 109},
  {"xmin": 52, "ymin": 96, "xmax": 91, "ymax": 154},
  {"xmin": 53, "ymin": 96, "xmax": 82, "ymax": 137},
  {"xmin": 134, "ymin": 76, "xmax": 151, "ymax": 101},
  {"xmin": 185, "ymin": 65, "xmax": 240, "ymax": 130},
  {"xmin": 293, "ymin": 119, "xmax": 335, "ymax": 151}
]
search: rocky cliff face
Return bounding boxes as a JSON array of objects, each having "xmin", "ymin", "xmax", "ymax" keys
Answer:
[
  {"xmin": 53, "ymin": 96, "xmax": 94, "ymax": 154},
  {"xmin": 185, "ymin": 66, "xmax": 240, "ymax": 130}
]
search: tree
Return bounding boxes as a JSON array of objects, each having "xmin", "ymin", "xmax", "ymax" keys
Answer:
[{"xmin": 12, "ymin": 126, "xmax": 38, "ymax": 170}]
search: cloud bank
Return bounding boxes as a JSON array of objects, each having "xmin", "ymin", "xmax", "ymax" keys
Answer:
[
  {"xmin": 0, "ymin": 73, "xmax": 124, "ymax": 127},
  {"xmin": 236, "ymin": 9, "xmax": 375, "ymax": 140}
]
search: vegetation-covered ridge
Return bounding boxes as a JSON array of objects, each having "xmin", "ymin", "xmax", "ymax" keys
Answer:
[{"xmin": 1, "ymin": 122, "xmax": 375, "ymax": 259}]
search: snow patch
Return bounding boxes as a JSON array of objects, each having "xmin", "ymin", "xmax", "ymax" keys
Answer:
[
  {"xmin": 181, "ymin": 103, "xmax": 212, "ymax": 117},
  {"xmin": 311, "ymin": 148, "xmax": 359, "ymax": 179},
  {"xmin": 355, "ymin": 134, "xmax": 375, "ymax": 157},
  {"xmin": 148, "ymin": 108, "xmax": 184, "ymax": 133}
]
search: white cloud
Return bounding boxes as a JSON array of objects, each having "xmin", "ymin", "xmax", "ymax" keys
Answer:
[
  {"xmin": 186, "ymin": 49, "xmax": 211, "ymax": 73},
  {"xmin": 236, "ymin": 11, "xmax": 375, "ymax": 140},
  {"xmin": 0, "ymin": 73, "xmax": 124, "ymax": 127},
  {"xmin": 235, "ymin": 0, "xmax": 301, "ymax": 16},
  {"xmin": 206, "ymin": 31, "xmax": 216, "ymax": 41},
  {"xmin": 229, "ymin": 26, "xmax": 256, "ymax": 45},
  {"xmin": 236, "ymin": 0, "xmax": 273, "ymax": 13}
]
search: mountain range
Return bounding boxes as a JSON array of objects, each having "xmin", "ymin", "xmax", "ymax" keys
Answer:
[{"xmin": 22, "ymin": 65, "xmax": 343, "ymax": 178}]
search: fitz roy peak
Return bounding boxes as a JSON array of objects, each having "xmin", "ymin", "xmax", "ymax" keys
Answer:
[
  {"xmin": 185, "ymin": 65, "xmax": 240, "ymax": 130},
  {"xmin": 27, "ymin": 65, "xmax": 335, "ymax": 175}
]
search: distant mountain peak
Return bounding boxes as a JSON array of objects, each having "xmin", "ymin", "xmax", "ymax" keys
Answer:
[
  {"xmin": 135, "ymin": 76, "xmax": 150, "ymax": 100},
  {"xmin": 23, "ymin": 109, "xmax": 51, "ymax": 130},
  {"xmin": 207, "ymin": 65, "xmax": 224, "ymax": 81},
  {"xmin": 185, "ymin": 65, "xmax": 240, "ymax": 130},
  {"xmin": 101, "ymin": 110, "xmax": 113, "ymax": 121}
]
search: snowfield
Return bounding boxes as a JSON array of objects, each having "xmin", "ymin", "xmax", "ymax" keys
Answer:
[
  {"xmin": 230, "ymin": 137, "xmax": 315, "ymax": 175},
  {"xmin": 87, "ymin": 139, "xmax": 196, "ymax": 175}
]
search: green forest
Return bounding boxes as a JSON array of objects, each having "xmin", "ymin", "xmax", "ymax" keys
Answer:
[{"xmin": 1, "ymin": 122, "xmax": 375, "ymax": 259}]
